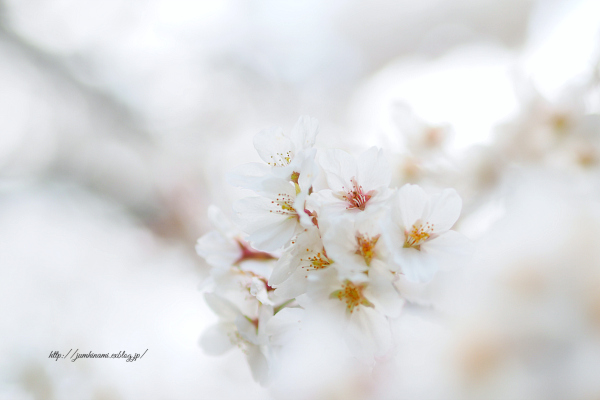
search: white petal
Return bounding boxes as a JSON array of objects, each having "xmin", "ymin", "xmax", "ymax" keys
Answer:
[
  {"xmin": 333, "ymin": 256, "xmax": 370, "ymax": 282},
  {"xmin": 362, "ymin": 187, "xmax": 394, "ymax": 213},
  {"xmin": 354, "ymin": 206, "xmax": 386, "ymax": 235},
  {"xmin": 195, "ymin": 231, "xmax": 241, "ymax": 269},
  {"xmin": 346, "ymin": 307, "xmax": 392, "ymax": 360},
  {"xmin": 322, "ymin": 216, "xmax": 357, "ymax": 259},
  {"xmin": 199, "ymin": 323, "xmax": 235, "ymax": 355},
  {"xmin": 273, "ymin": 270, "xmax": 309, "ymax": 299},
  {"xmin": 270, "ymin": 163, "xmax": 296, "ymax": 181},
  {"xmin": 295, "ymin": 267, "xmax": 338, "ymax": 307},
  {"xmin": 265, "ymin": 307, "xmax": 304, "ymax": 346},
  {"xmin": 421, "ymin": 230, "xmax": 473, "ymax": 270},
  {"xmin": 380, "ymin": 211, "xmax": 406, "ymax": 273},
  {"xmin": 233, "ymin": 194, "xmax": 299, "ymax": 251},
  {"xmin": 250, "ymin": 277, "xmax": 274, "ymax": 306},
  {"xmin": 246, "ymin": 345, "xmax": 270, "ymax": 386},
  {"xmin": 307, "ymin": 189, "xmax": 350, "ymax": 217},
  {"xmin": 290, "ymin": 115, "xmax": 319, "ymax": 151},
  {"xmin": 269, "ymin": 250, "xmax": 297, "ymax": 286},
  {"xmin": 204, "ymin": 292, "xmax": 240, "ymax": 320},
  {"xmin": 259, "ymin": 177, "xmax": 296, "ymax": 199},
  {"xmin": 206, "ymin": 205, "xmax": 239, "ymax": 238},
  {"xmin": 257, "ymin": 304, "xmax": 274, "ymax": 337},
  {"xmin": 272, "ymin": 227, "xmax": 321, "ymax": 284},
  {"xmin": 322, "ymin": 217, "xmax": 369, "ymax": 280},
  {"xmin": 318, "ymin": 149, "xmax": 357, "ymax": 193},
  {"xmin": 365, "ymin": 268, "xmax": 404, "ymax": 318},
  {"xmin": 397, "ymin": 184, "xmax": 428, "ymax": 228},
  {"xmin": 226, "ymin": 162, "xmax": 272, "ymax": 192},
  {"xmin": 295, "ymin": 191, "xmax": 315, "ymax": 229},
  {"xmin": 297, "ymin": 148, "xmax": 319, "ymax": 192},
  {"xmin": 356, "ymin": 147, "xmax": 391, "ymax": 190},
  {"xmin": 395, "ymin": 247, "xmax": 439, "ymax": 283},
  {"xmin": 235, "ymin": 314, "xmax": 259, "ymax": 344},
  {"xmin": 248, "ymin": 217, "xmax": 298, "ymax": 252},
  {"xmin": 233, "ymin": 196, "xmax": 291, "ymax": 232},
  {"xmin": 240, "ymin": 259, "xmax": 275, "ymax": 280},
  {"xmin": 253, "ymin": 126, "xmax": 294, "ymax": 166},
  {"xmin": 423, "ymin": 188, "xmax": 462, "ymax": 233},
  {"xmin": 393, "ymin": 274, "xmax": 438, "ymax": 307}
]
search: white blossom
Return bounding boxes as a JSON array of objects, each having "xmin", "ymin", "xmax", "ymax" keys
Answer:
[
  {"xmin": 195, "ymin": 205, "xmax": 245, "ymax": 269},
  {"xmin": 383, "ymin": 184, "xmax": 472, "ymax": 283},
  {"xmin": 297, "ymin": 267, "xmax": 403, "ymax": 360},
  {"xmin": 197, "ymin": 115, "xmax": 473, "ymax": 385},
  {"xmin": 254, "ymin": 115, "xmax": 319, "ymax": 178},
  {"xmin": 309, "ymin": 147, "xmax": 392, "ymax": 217},
  {"xmin": 321, "ymin": 207, "xmax": 390, "ymax": 282},
  {"xmin": 228, "ymin": 116, "xmax": 319, "ymax": 190},
  {"xmin": 233, "ymin": 177, "xmax": 304, "ymax": 252},
  {"xmin": 196, "ymin": 205, "xmax": 275, "ymax": 270},
  {"xmin": 269, "ymin": 226, "xmax": 333, "ymax": 299},
  {"xmin": 199, "ymin": 293, "xmax": 273, "ymax": 386},
  {"xmin": 233, "ymin": 147, "xmax": 320, "ymax": 251}
]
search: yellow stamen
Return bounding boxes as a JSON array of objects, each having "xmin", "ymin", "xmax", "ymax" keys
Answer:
[
  {"xmin": 404, "ymin": 220, "xmax": 434, "ymax": 250},
  {"xmin": 355, "ymin": 234, "xmax": 380, "ymax": 266},
  {"xmin": 330, "ymin": 281, "xmax": 374, "ymax": 314}
]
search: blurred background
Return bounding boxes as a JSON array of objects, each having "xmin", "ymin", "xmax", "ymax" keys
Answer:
[{"xmin": 1, "ymin": 0, "xmax": 599, "ymax": 399}]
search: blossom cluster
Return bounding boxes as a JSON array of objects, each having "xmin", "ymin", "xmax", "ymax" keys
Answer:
[{"xmin": 195, "ymin": 116, "xmax": 472, "ymax": 384}]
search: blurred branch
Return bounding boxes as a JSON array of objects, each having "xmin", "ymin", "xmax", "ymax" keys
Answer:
[
  {"xmin": 0, "ymin": 11, "xmax": 209, "ymax": 248},
  {"xmin": 0, "ymin": 14, "xmax": 149, "ymax": 143}
]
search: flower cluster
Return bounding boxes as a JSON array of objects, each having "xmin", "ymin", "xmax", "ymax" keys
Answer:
[{"xmin": 196, "ymin": 116, "xmax": 472, "ymax": 384}]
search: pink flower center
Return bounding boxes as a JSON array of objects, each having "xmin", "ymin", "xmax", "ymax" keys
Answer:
[
  {"xmin": 235, "ymin": 240, "xmax": 275, "ymax": 265},
  {"xmin": 342, "ymin": 177, "xmax": 374, "ymax": 211}
]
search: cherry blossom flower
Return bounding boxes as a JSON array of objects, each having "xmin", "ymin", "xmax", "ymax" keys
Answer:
[
  {"xmin": 297, "ymin": 267, "xmax": 403, "ymax": 360},
  {"xmin": 268, "ymin": 226, "xmax": 333, "ymax": 299},
  {"xmin": 321, "ymin": 208, "xmax": 390, "ymax": 282},
  {"xmin": 263, "ymin": 307, "xmax": 305, "ymax": 372},
  {"xmin": 392, "ymin": 102, "xmax": 452, "ymax": 157},
  {"xmin": 385, "ymin": 102, "xmax": 455, "ymax": 187},
  {"xmin": 233, "ymin": 178, "xmax": 303, "ymax": 251},
  {"xmin": 254, "ymin": 115, "xmax": 319, "ymax": 178},
  {"xmin": 227, "ymin": 116, "xmax": 319, "ymax": 190},
  {"xmin": 309, "ymin": 147, "xmax": 392, "ymax": 217},
  {"xmin": 197, "ymin": 115, "xmax": 478, "ymax": 384},
  {"xmin": 383, "ymin": 184, "xmax": 472, "ymax": 283},
  {"xmin": 196, "ymin": 205, "xmax": 275, "ymax": 270},
  {"xmin": 195, "ymin": 205, "xmax": 277, "ymax": 302},
  {"xmin": 233, "ymin": 154, "xmax": 319, "ymax": 251},
  {"xmin": 200, "ymin": 293, "xmax": 273, "ymax": 385},
  {"xmin": 495, "ymin": 80, "xmax": 594, "ymax": 165}
]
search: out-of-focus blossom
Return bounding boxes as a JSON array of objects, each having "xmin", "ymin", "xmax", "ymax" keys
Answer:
[
  {"xmin": 200, "ymin": 293, "xmax": 273, "ymax": 386},
  {"xmin": 297, "ymin": 267, "xmax": 403, "ymax": 360}
]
